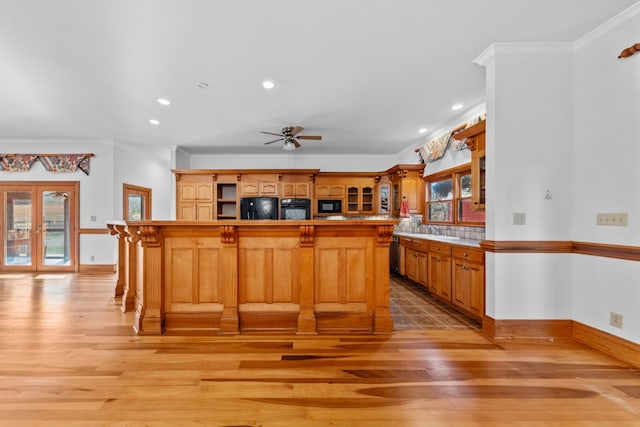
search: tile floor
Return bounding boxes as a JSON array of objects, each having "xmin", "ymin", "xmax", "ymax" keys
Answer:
[{"xmin": 390, "ymin": 274, "xmax": 481, "ymax": 331}]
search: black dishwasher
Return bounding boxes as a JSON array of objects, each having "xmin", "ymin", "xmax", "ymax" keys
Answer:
[{"xmin": 389, "ymin": 235, "xmax": 400, "ymax": 274}]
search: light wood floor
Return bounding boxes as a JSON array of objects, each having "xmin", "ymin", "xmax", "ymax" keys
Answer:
[{"xmin": 1, "ymin": 273, "xmax": 640, "ymax": 426}]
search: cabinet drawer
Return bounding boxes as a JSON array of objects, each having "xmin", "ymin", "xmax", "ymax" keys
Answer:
[
  {"xmin": 428, "ymin": 242, "xmax": 452, "ymax": 255},
  {"xmin": 452, "ymin": 247, "xmax": 484, "ymax": 264},
  {"xmin": 399, "ymin": 237, "xmax": 412, "ymax": 247},
  {"xmin": 410, "ymin": 239, "xmax": 428, "ymax": 251}
]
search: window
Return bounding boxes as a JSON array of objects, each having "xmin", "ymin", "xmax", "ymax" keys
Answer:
[
  {"xmin": 123, "ymin": 184, "xmax": 151, "ymax": 221},
  {"xmin": 426, "ymin": 165, "xmax": 485, "ymax": 225}
]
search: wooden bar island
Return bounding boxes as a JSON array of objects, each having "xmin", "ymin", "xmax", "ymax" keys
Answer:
[{"xmin": 107, "ymin": 219, "xmax": 397, "ymax": 335}]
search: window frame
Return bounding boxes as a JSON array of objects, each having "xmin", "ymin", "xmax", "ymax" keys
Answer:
[{"xmin": 424, "ymin": 163, "xmax": 485, "ymax": 226}]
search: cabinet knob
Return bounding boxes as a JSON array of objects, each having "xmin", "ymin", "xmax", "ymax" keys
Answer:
[{"xmin": 463, "ymin": 253, "xmax": 468, "ymax": 257}]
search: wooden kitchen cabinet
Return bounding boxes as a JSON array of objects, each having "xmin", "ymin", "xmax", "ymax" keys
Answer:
[
  {"xmin": 452, "ymin": 247, "xmax": 484, "ymax": 319},
  {"xmin": 387, "ymin": 164, "xmax": 425, "ymax": 216},
  {"xmin": 315, "ymin": 184, "xmax": 345, "ymax": 198},
  {"xmin": 282, "ymin": 182, "xmax": 310, "ymax": 198},
  {"xmin": 401, "ymin": 238, "xmax": 428, "ymax": 288},
  {"xmin": 240, "ymin": 181, "xmax": 278, "ymax": 197},
  {"xmin": 428, "ymin": 242, "xmax": 452, "ymax": 301},
  {"xmin": 175, "ymin": 173, "xmax": 214, "ymax": 221},
  {"xmin": 346, "ymin": 185, "xmax": 375, "ymax": 214},
  {"xmin": 456, "ymin": 120, "xmax": 486, "ymax": 211}
]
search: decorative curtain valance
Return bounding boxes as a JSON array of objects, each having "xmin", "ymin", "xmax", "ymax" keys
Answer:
[
  {"xmin": 0, "ymin": 153, "xmax": 93, "ymax": 175},
  {"xmin": 416, "ymin": 113, "xmax": 486, "ymax": 163}
]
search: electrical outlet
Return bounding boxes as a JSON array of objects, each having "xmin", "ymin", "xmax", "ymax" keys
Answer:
[
  {"xmin": 90, "ymin": 255, "xmax": 95, "ymax": 262},
  {"xmin": 597, "ymin": 213, "xmax": 628, "ymax": 226},
  {"xmin": 610, "ymin": 312, "xmax": 623, "ymax": 328},
  {"xmin": 90, "ymin": 215, "xmax": 97, "ymax": 222},
  {"xmin": 513, "ymin": 212, "xmax": 526, "ymax": 225}
]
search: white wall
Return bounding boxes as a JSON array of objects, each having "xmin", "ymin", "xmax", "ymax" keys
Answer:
[
  {"xmin": 189, "ymin": 153, "xmax": 397, "ymax": 172},
  {"xmin": 113, "ymin": 142, "xmax": 174, "ymax": 220},
  {"xmin": 0, "ymin": 139, "xmax": 175, "ymax": 265},
  {"xmin": 570, "ymin": 6, "xmax": 640, "ymax": 342},
  {"xmin": 476, "ymin": 3, "xmax": 640, "ymax": 344},
  {"xmin": 476, "ymin": 44, "xmax": 575, "ymax": 321}
]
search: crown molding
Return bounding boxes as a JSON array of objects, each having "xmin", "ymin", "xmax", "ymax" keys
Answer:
[
  {"xmin": 474, "ymin": 42, "xmax": 573, "ymax": 67},
  {"xmin": 574, "ymin": 1, "xmax": 640, "ymax": 52}
]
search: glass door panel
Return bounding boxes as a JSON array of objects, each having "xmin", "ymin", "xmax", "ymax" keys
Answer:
[
  {"xmin": 1, "ymin": 182, "xmax": 77, "ymax": 272},
  {"xmin": 4, "ymin": 191, "xmax": 34, "ymax": 268},
  {"xmin": 40, "ymin": 191, "xmax": 71, "ymax": 267}
]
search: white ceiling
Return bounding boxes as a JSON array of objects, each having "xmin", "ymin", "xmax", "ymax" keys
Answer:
[{"xmin": 0, "ymin": 0, "xmax": 637, "ymax": 156}]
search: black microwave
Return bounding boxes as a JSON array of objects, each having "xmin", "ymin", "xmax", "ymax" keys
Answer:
[{"xmin": 317, "ymin": 199, "xmax": 342, "ymax": 214}]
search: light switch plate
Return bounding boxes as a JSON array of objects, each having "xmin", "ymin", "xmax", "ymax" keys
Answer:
[
  {"xmin": 597, "ymin": 213, "xmax": 627, "ymax": 226},
  {"xmin": 513, "ymin": 212, "xmax": 526, "ymax": 225}
]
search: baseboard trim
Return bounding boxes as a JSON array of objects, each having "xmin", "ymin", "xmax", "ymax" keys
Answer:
[
  {"xmin": 78, "ymin": 264, "xmax": 116, "ymax": 274},
  {"xmin": 488, "ymin": 318, "xmax": 573, "ymax": 339},
  {"xmin": 573, "ymin": 321, "xmax": 640, "ymax": 368},
  {"xmin": 482, "ymin": 316, "xmax": 640, "ymax": 368}
]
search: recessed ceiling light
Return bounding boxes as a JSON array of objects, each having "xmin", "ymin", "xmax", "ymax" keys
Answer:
[
  {"xmin": 262, "ymin": 80, "xmax": 275, "ymax": 89},
  {"xmin": 157, "ymin": 98, "xmax": 171, "ymax": 106},
  {"xmin": 418, "ymin": 128, "xmax": 428, "ymax": 134},
  {"xmin": 451, "ymin": 104, "xmax": 464, "ymax": 111},
  {"xmin": 149, "ymin": 119, "xmax": 160, "ymax": 125},
  {"xmin": 197, "ymin": 81, "xmax": 209, "ymax": 89}
]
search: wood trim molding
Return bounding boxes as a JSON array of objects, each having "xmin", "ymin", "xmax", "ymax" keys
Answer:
[
  {"xmin": 480, "ymin": 240, "xmax": 573, "ymax": 253},
  {"xmin": 485, "ymin": 317, "xmax": 573, "ymax": 339},
  {"xmin": 573, "ymin": 241, "xmax": 640, "ymax": 261},
  {"xmin": 79, "ymin": 228, "xmax": 109, "ymax": 235},
  {"xmin": 482, "ymin": 317, "xmax": 640, "ymax": 368},
  {"xmin": 79, "ymin": 264, "xmax": 116, "ymax": 274},
  {"xmin": 573, "ymin": 321, "xmax": 640, "ymax": 369},
  {"xmin": 481, "ymin": 240, "xmax": 640, "ymax": 261}
]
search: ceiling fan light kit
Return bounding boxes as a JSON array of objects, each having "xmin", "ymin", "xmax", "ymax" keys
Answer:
[{"xmin": 261, "ymin": 126, "xmax": 322, "ymax": 150}]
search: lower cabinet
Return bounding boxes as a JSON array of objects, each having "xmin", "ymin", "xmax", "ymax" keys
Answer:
[
  {"xmin": 405, "ymin": 248, "xmax": 427, "ymax": 287},
  {"xmin": 400, "ymin": 236, "xmax": 485, "ymax": 321},
  {"xmin": 428, "ymin": 242, "xmax": 451, "ymax": 301},
  {"xmin": 452, "ymin": 247, "xmax": 485, "ymax": 319}
]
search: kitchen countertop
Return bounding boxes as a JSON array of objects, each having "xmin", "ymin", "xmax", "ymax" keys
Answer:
[{"xmin": 393, "ymin": 231, "xmax": 482, "ymax": 248}]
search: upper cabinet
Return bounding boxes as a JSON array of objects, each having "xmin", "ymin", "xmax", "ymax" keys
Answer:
[
  {"xmin": 175, "ymin": 172, "xmax": 215, "ymax": 221},
  {"xmin": 387, "ymin": 164, "xmax": 425, "ymax": 216},
  {"xmin": 455, "ymin": 121, "xmax": 486, "ymax": 211}
]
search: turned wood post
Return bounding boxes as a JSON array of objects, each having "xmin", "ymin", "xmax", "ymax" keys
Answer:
[{"xmin": 133, "ymin": 225, "xmax": 163, "ymax": 335}]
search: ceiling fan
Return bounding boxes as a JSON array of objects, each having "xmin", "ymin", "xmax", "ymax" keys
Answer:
[{"xmin": 261, "ymin": 126, "xmax": 322, "ymax": 151}]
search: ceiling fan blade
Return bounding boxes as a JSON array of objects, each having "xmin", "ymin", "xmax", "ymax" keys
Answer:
[
  {"xmin": 292, "ymin": 139, "xmax": 301, "ymax": 148},
  {"xmin": 260, "ymin": 131, "xmax": 284, "ymax": 137},
  {"xmin": 290, "ymin": 126, "xmax": 304, "ymax": 136},
  {"xmin": 296, "ymin": 135, "xmax": 322, "ymax": 140},
  {"xmin": 264, "ymin": 138, "xmax": 284, "ymax": 145}
]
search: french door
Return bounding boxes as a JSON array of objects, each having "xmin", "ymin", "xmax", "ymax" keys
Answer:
[{"xmin": 1, "ymin": 182, "xmax": 78, "ymax": 272}]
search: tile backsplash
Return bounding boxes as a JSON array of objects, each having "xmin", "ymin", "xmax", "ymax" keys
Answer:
[{"xmin": 395, "ymin": 215, "xmax": 485, "ymax": 240}]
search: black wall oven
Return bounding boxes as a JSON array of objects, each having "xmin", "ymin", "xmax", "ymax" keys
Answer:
[{"xmin": 280, "ymin": 198, "xmax": 311, "ymax": 220}]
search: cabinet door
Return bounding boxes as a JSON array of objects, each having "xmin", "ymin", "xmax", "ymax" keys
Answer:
[
  {"xmin": 196, "ymin": 183, "xmax": 212, "ymax": 201},
  {"xmin": 197, "ymin": 204, "xmax": 213, "ymax": 221},
  {"xmin": 452, "ymin": 258, "xmax": 484, "ymax": 319},
  {"xmin": 259, "ymin": 182, "xmax": 278, "ymax": 196},
  {"xmin": 179, "ymin": 204, "xmax": 197, "ymax": 221},
  {"xmin": 428, "ymin": 251, "xmax": 451, "ymax": 300},
  {"xmin": 417, "ymin": 251, "xmax": 428, "ymax": 287},
  {"xmin": 405, "ymin": 248, "xmax": 418, "ymax": 282},
  {"xmin": 467, "ymin": 261, "xmax": 484, "ymax": 318},
  {"xmin": 361, "ymin": 186, "xmax": 374, "ymax": 213},
  {"xmin": 346, "ymin": 186, "xmax": 359, "ymax": 213},
  {"xmin": 471, "ymin": 132, "xmax": 486, "ymax": 211},
  {"xmin": 179, "ymin": 183, "xmax": 198, "ymax": 201},
  {"xmin": 295, "ymin": 183, "xmax": 310, "ymax": 197},
  {"xmin": 241, "ymin": 183, "xmax": 259, "ymax": 196}
]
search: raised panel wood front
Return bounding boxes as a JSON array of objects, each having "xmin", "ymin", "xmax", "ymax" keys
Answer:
[
  {"xmin": 238, "ymin": 237, "xmax": 299, "ymax": 306},
  {"xmin": 164, "ymin": 237, "xmax": 225, "ymax": 313},
  {"xmin": 314, "ymin": 237, "xmax": 370, "ymax": 308}
]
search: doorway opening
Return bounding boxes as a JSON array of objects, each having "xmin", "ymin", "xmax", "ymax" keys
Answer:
[{"xmin": 1, "ymin": 182, "xmax": 79, "ymax": 272}]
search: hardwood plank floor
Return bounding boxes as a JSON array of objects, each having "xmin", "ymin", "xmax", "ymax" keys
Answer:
[{"xmin": 0, "ymin": 272, "xmax": 639, "ymax": 426}]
